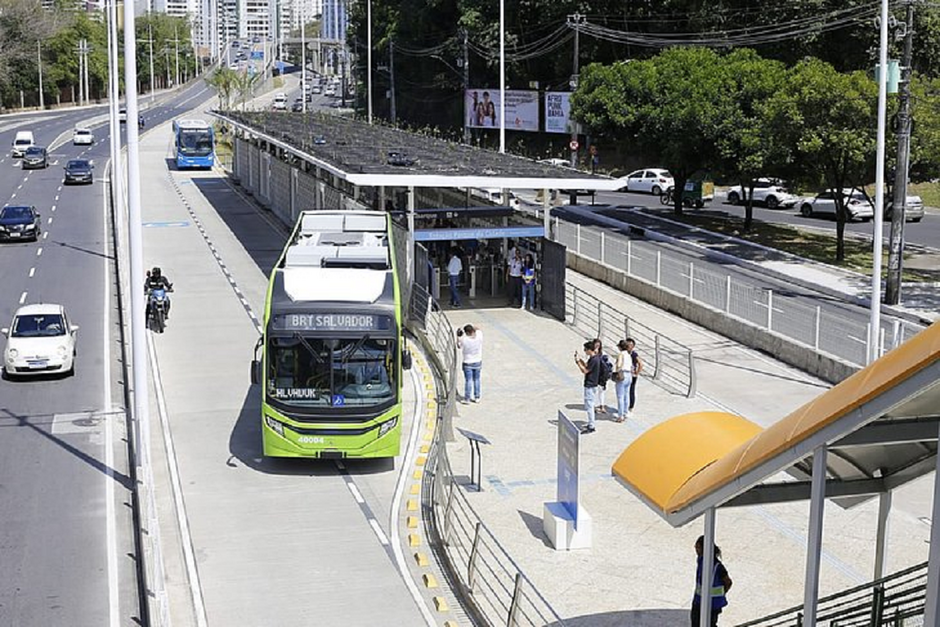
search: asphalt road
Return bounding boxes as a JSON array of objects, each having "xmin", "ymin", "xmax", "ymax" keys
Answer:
[{"xmin": 0, "ymin": 79, "xmax": 215, "ymax": 626}]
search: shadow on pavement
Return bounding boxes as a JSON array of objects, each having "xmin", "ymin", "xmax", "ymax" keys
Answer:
[
  {"xmin": 548, "ymin": 608, "xmax": 688, "ymax": 627},
  {"xmin": 516, "ymin": 509, "xmax": 552, "ymax": 548}
]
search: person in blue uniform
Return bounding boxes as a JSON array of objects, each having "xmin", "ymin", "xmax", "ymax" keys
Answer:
[{"xmin": 691, "ymin": 535, "xmax": 733, "ymax": 627}]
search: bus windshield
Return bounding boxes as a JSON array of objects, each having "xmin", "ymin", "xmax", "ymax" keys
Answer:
[
  {"xmin": 178, "ymin": 129, "xmax": 213, "ymax": 156},
  {"xmin": 267, "ymin": 335, "xmax": 396, "ymax": 408}
]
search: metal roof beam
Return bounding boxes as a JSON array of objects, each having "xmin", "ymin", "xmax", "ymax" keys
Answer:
[
  {"xmin": 836, "ymin": 417, "xmax": 940, "ymax": 447},
  {"xmin": 722, "ymin": 477, "xmax": 886, "ymax": 508}
]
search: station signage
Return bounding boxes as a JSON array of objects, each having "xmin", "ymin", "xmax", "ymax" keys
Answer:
[
  {"xmin": 415, "ymin": 226, "xmax": 545, "ymax": 242},
  {"xmin": 273, "ymin": 313, "xmax": 392, "ymax": 332}
]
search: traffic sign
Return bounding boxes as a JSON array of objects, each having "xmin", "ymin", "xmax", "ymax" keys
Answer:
[{"xmin": 569, "ymin": 139, "xmax": 579, "ymax": 151}]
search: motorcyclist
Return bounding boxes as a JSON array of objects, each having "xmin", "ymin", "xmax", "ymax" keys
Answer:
[
  {"xmin": 145, "ymin": 266, "xmax": 174, "ymax": 319},
  {"xmin": 138, "ymin": 115, "xmax": 145, "ymax": 129}
]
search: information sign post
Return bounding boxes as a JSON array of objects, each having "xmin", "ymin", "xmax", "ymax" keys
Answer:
[{"xmin": 543, "ymin": 410, "xmax": 593, "ymax": 550}]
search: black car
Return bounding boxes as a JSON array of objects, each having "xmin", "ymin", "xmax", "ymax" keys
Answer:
[
  {"xmin": 0, "ymin": 205, "xmax": 41, "ymax": 242},
  {"xmin": 291, "ymin": 100, "xmax": 304, "ymax": 112},
  {"xmin": 64, "ymin": 159, "xmax": 94, "ymax": 185},
  {"xmin": 21, "ymin": 146, "xmax": 47, "ymax": 170}
]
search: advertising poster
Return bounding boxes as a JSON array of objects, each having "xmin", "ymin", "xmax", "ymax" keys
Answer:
[
  {"xmin": 465, "ymin": 89, "xmax": 539, "ymax": 131},
  {"xmin": 545, "ymin": 92, "xmax": 573, "ymax": 134},
  {"xmin": 556, "ymin": 410, "xmax": 581, "ymax": 529}
]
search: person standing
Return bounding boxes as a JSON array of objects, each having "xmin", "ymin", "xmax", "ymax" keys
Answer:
[
  {"xmin": 613, "ymin": 340, "xmax": 634, "ymax": 422},
  {"xmin": 691, "ymin": 536, "xmax": 732, "ymax": 627},
  {"xmin": 457, "ymin": 324, "xmax": 483, "ymax": 402},
  {"xmin": 625, "ymin": 337, "xmax": 643, "ymax": 412},
  {"xmin": 447, "ymin": 249, "xmax": 463, "ymax": 308},
  {"xmin": 521, "ymin": 254, "xmax": 536, "ymax": 310},
  {"xmin": 506, "ymin": 248, "xmax": 523, "ymax": 307},
  {"xmin": 574, "ymin": 340, "xmax": 601, "ymax": 434},
  {"xmin": 592, "ymin": 338, "xmax": 612, "ymax": 415}
]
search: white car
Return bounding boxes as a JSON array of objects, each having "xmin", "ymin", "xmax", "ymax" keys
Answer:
[
  {"xmin": 725, "ymin": 178, "xmax": 797, "ymax": 209},
  {"xmin": 538, "ymin": 158, "xmax": 571, "ymax": 168},
  {"xmin": 798, "ymin": 189, "xmax": 874, "ymax": 222},
  {"xmin": 616, "ymin": 168, "xmax": 674, "ymax": 195},
  {"xmin": 885, "ymin": 194, "xmax": 925, "ymax": 223},
  {"xmin": 72, "ymin": 128, "xmax": 94, "ymax": 145},
  {"xmin": 2, "ymin": 304, "xmax": 78, "ymax": 378}
]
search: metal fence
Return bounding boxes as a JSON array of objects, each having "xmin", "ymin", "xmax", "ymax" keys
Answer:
[
  {"xmin": 737, "ymin": 561, "xmax": 928, "ymax": 627},
  {"xmin": 554, "ymin": 220, "xmax": 923, "ymax": 369},
  {"xmin": 408, "ymin": 284, "xmax": 565, "ymax": 627},
  {"xmin": 566, "ymin": 282, "xmax": 697, "ymax": 398}
]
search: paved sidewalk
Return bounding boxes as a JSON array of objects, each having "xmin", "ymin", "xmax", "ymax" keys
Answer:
[{"xmin": 440, "ymin": 273, "xmax": 934, "ymax": 625}]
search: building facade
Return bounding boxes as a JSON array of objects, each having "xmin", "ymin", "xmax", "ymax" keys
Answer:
[{"xmin": 320, "ymin": 0, "xmax": 345, "ymax": 42}]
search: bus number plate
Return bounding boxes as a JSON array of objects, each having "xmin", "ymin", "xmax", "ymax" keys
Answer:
[{"xmin": 298, "ymin": 436, "xmax": 325, "ymax": 445}]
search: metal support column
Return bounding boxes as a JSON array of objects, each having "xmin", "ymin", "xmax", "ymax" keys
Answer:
[
  {"xmin": 803, "ymin": 446, "xmax": 828, "ymax": 627},
  {"xmin": 922, "ymin": 420, "xmax": 940, "ymax": 625},
  {"xmin": 699, "ymin": 508, "xmax": 716, "ymax": 627},
  {"xmin": 873, "ymin": 490, "xmax": 892, "ymax": 581},
  {"xmin": 407, "ymin": 186, "xmax": 415, "ymax": 287}
]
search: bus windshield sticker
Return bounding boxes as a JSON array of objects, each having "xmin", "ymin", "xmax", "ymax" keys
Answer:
[{"xmin": 331, "ymin": 395, "xmax": 345, "ymax": 407}]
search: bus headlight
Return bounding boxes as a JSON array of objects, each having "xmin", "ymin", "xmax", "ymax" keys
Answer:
[
  {"xmin": 264, "ymin": 415, "xmax": 284, "ymax": 437},
  {"xmin": 378, "ymin": 417, "xmax": 398, "ymax": 438}
]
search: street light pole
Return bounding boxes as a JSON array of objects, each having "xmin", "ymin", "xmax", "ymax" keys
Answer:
[
  {"xmin": 174, "ymin": 26, "xmax": 181, "ymax": 87},
  {"xmin": 37, "ymin": 41, "xmax": 44, "ymax": 109},
  {"xmin": 366, "ymin": 0, "xmax": 372, "ymax": 124},
  {"xmin": 869, "ymin": 0, "xmax": 889, "ymax": 364},
  {"xmin": 301, "ymin": 19, "xmax": 307, "ymax": 114},
  {"xmin": 498, "ymin": 0, "xmax": 505, "ymax": 153}
]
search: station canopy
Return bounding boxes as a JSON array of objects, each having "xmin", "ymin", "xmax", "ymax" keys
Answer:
[{"xmin": 215, "ymin": 110, "xmax": 623, "ymax": 192}]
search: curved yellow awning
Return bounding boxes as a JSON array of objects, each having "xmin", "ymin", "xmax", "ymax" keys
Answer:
[{"xmin": 613, "ymin": 321, "xmax": 940, "ymax": 524}]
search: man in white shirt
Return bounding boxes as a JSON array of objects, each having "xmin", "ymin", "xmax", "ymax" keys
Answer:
[{"xmin": 447, "ymin": 250, "xmax": 463, "ymax": 307}]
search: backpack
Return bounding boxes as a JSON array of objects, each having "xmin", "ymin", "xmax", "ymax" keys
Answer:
[{"xmin": 599, "ymin": 354, "xmax": 613, "ymax": 386}]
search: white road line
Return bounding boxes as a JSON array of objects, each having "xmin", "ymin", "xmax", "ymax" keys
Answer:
[
  {"xmin": 147, "ymin": 335, "xmax": 209, "ymax": 627},
  {"xmin": 28, "ymin": 267, "xmax": 35, "ymax": 278},
  {"xmin": 42, "ymin": 232, "xmax": 47, "ymax": 240},
  {"xmin": 52, "ymin": 204, "xmax": 57, "ymax": 211},
  {"xmin": 47, "ymin": 217, "xmax": 53, "ymax": 224},
  {"xmin": 55, "ymin": 195, "xmax": 59, "ymax": 201},
  {"xmin": 19, "ymin": 291, "xmax": 27, "ymax": 304},
  {"xmin": 36, "ymin": 247, "xmax": 42, "ymax": 256},
  {"xmin": 10, "ymin": 193, "xmax": 15, "ymax": 198},
  {"xmin": 368, "ymin": 518, "xmax": 390, "ymax": 546},
  {"xmin": 346, "ymin": 482, "xmax": 365, "ymax": 504},
  {"xmin": 102, "ymin": 178, "xmax": 120, "ymax": 627}
]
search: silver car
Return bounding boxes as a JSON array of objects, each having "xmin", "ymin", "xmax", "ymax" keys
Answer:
[{"xmin": 885, "ymin": 195, "xmax": 924, "ymax": 223}]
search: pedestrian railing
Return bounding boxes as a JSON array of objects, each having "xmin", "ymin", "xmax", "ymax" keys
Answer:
[
  {"xmin": 553, "ymin": 219, "xmax": 923, "ymax": 369},
  {"xmin": 566, "ymin": 282, "xmax": 697, "ymax": 398},
  {"xmin": 408, "ymin": 284, "xmax": 566, "ymax": 627},
  {"xmin": 736, "ymin": 561, "xmax": 928, "ymax": 627}
]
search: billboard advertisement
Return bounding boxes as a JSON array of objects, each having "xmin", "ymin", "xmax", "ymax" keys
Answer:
[
  {"xmin": 545, "ymin": 92, "xmax": 573, "ymax": 134},
  {"xmin": 465, "ymin": 89, "xmax": 539, "ymax": 131},
  {"xmin": 556, "ymin": 410, "xmax": 581, "ymax": 529}
]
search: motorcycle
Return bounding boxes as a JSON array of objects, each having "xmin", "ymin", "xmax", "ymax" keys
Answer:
[{"xmin": 147, "ymin": 287, "xmax": 172, "ymax": 333}]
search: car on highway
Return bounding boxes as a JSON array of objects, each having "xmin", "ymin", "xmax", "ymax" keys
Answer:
[
  {"xmin": 72, "ymin": 127, "xmax": 94, "ymax": 145},
  {"xmin": 885, "ymin": 195, "xmax": 925, "ymax": 223},
  {"xmin": 0, "ymin": 205, "xmax": 41, "ymax": 242},
  {"xmin": 2, "ymin": 303, "xmax": 78, "ymax": 378},
  {"xmin": 11, "ymin": 130, "xmax": 34, "ymax": 157},
  {"xmin": 231, "ymin": 40, "xmax": 240, "ymax": 48},
  {"xmin": 324, "ymin": 85, "xmax": 337, "ymax": 97},
  {"xmin": 311, "ymin": 84, "xmax": 322, "ymax": 95},
  {"xmin": 291, "ymin": 99, "xmax": 304, "ymax": 112},
  {"xmin": 538, "ymin": 158, "xmax": 571, "ymax": 167},
  {"xmin": 63, "ymin": 159, "xmax": 94, "ymax": 185},
  {"xmin": 272, "ymin": 93, "xmax": 288, "ymax": 110},
  {"xmin": 119, "ymin": 108, "xmax": 127, "ymax": 123},
  {"xmin": 615, "ymin": 168, "xmax": 674, "ymax": 195},
  {"xmin": 798, "ymin": 189, "xmax": 874, "ymax": 222},
  {"xmin": 21, "ymin": 146, "xmax": 48, "ymax": 170},
  {"xmin": 725, "ymin": 178, "xmax": 798, "ymax": 209}
]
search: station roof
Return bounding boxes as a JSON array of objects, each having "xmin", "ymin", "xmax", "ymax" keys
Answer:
[
  {"xmin": 612, "ymin": 322, "xmax": 940, "ymax": 527},
  {"xmin": 214, "ymin": 110, "xmax": 623, "ymax": 191}
]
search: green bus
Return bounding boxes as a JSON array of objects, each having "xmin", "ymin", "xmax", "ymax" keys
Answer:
[{"xmin": 250, "ymin": 210, "xmax": 410, "ymax": 458}]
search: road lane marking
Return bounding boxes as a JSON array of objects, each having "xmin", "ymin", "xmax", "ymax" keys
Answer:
[
  {"xmin": 19, "ymin": 291, "xmax": 27, "ymax": 304},
  {"xmin": 28, "ymin": 267, "xmax": 35, "ymax": 278},
  {"xmin": 47, "ymin": 217, "xmax": 53, "ymax": 224},
  {"xmin": 42, "ymin": 232, "xmax": 47, "ymax": 240},
  {"xmin": 346, "ymin": 482, "xmax": 365, "ymax": 504},
  {"xmin": 52, "ymin": 205, "xmax": 56, "ymax": 211},
  {"xmin": 368, "ymin": 519, "xmax": 390, "ymax": 546},
  {"xmin": 36, "ymin": 247, "xmax": 42, "ymax": 256}
]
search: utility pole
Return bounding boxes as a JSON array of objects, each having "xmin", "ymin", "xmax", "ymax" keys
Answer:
[
  {"xmin": 567, "ymin": 13, "xmax": 584, "ymax": 168},
  {"xmin": 77, "ymin": 39, "xmax": 87, "ymax": 106},
  {"xmin": 85, "ymin": 39, "xmax": 91, "ymax": 102},
  {"xmin": 498, "ymin": 0, "xmax": 505, "ymax": 153},
  {"xmin": 388, "ymin": 38, "xmax": 396, "ymax": 124},
  {"xmin": 174, "ymin": 26, "xmax": 181, "ymax": 87},
  {"xmin": 366, "ymin": 0, "xmax": 372, "ymax": 124},
  {"xmin": 164, "ymin": 48, "xmax": 171, "ymax": 87},
  {"xmin": 886, "ymin": 0, "xmax": 915, "ymax": 305},
  {"xmin": 301, "ymin": 19, "xmax": 307, "ymax": 113},
  {"xmin": 461, "ymin": 29, "xmax": 469, "ymax": 144},
  {"xmin": 37, "ymin": 41, "xmax": 44, "ymax": 109},
  {"xmin": 142, "ymin": 21, "xmax": 155, "ymax": 102}
]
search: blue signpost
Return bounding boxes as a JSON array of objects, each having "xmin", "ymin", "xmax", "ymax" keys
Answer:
[{"xmin": 556, "ymin": 410, "xmax": 581, "ymax": 529}]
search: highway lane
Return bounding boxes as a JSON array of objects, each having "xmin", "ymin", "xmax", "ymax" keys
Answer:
[{"xmin": 0, "ymin": 80, "xmax": 218, "ymax": 625}]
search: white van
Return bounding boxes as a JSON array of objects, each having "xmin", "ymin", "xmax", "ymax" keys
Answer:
[{"xmin": 11, "ymin": 131, "xmax": 35, "ymax": 157}]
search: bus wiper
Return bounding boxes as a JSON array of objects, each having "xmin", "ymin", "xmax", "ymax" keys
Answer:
[
  {"xmin": 342, "ymin": 334, "xmax": 371, "ymax": 364},
  {"xmin": 292, "ymin": 332, "xmax": 325, "ymax": 364}
]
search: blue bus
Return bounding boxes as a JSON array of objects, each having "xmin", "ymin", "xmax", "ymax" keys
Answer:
[{"xmin": 173, "ymin": 119, "xmax": 215, "ymax": 169}]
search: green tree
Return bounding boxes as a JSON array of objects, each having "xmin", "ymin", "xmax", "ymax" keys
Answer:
[
  {"xmin": 909, "ymin": 74, "xmax": 940, "ymax": 182},
  {"xmin": 764, "ymin": 58, "xmax": 877, "ymax": 262},
  {"xmin": 206, "ymin": 66, "xmax": 238, "ymax": 109},
  {"xmin": 0, "ymin": 0, "xmax": 63, "ymax": 106}
]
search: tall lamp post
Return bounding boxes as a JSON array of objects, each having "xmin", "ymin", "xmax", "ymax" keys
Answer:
[
  {"xmin": 37, "ymin": 41, "xmax": 44, "ymax": 109},
  {"xmin": 301, "ymin": 19, "xmax": 307, "ymax": 113},
  {"xmin": 366, "ymin": 0, "xmax": 372, "ymax": 124},
  {"xmin": 868, "ymin": 0, "xmax": 889, "ymax": 364},
  {"xmin": 498, "ymin": 0, "xmax": 505, "ymax": 153}
]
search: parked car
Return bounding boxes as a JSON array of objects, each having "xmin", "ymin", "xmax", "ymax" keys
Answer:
[
  {"xmin": 0, "ymin": 205, "xmax": 41, "ymax": 242},
  {"xmin": 11, "ymin": 130, "xmax": 34, "ymax": 157},
  {"xmin": 616, "ymin": 168, "xmax": 675, "ymax": 195},
  {"xmin": 21, "ymin": 146, "xmax": 48, "ymax": 170},
  {"xmin": 885, "ymin": 195, "xmax": 925, "ymax": 223},
  {"xmin": 2, "ymin": 303, "xmax": 78, "ymax": 378},
  {"xmin": 63, "ymin": 159, "xmax": 94, "ymax": 185},
  {"xmin": 72, "ymin": 127, "xmax": 94, "ymax": 145},
  {"xmin": 725, "ymin": 178, "xmax": 798, "ymax": 209},
  {"xmin": 798, "ymin": 190, "xmax": 874, "ymax": 222}
]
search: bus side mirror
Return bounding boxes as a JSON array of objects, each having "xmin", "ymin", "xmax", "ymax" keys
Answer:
[
  {"xmin": 402, "ymin": 349, "xmax": 412, "ymax": 371},
  {"xmin": 250, "ymin": 359, "xmax": 261, "ymax": 385}
]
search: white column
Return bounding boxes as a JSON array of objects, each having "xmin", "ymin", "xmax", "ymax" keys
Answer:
[
  {"xmin": 873, "ymin": 490, "xmax": 892, "ymax": 581},
  {"xmin": 803, "ymin": 446, "xmax": 828, "ymax": 626},
  {"xmin": 498, "ymin": 0, "xmax": 505, "ymax": 153},
  {"xmin": 868, "ymin": 0, "xmax": 890, "ymax": 364},
  {"xmin": 922, "ymin": 420, "xmax": 940, "ymax": 625},
  {"xmin": 407, "ymin": 186, "xmax": 415, "ymax": 286},
  {"xmin": 699, "ymin": 508, "xmax": 716, "ymax": 627},
  {"xmin": 366, "ymin": 0, "xmax": 372, "ymax": 124}
]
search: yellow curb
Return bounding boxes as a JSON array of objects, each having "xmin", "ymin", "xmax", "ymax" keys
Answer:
[
  {"xmin": 410, "ymin": 483, "xmax": 421, "ymax": 495},
  {"xmin": 416, "ymin": 456, "xmax": 427, "ymax": 466},
  {"xmin": 420, "ymin": 444, "xmax": 430, "ymax": 454},
  {"xmin": 414, "ymin": 552, "xmax": 429, "ymax": 566},
  {"xmin": 433, "ymin": 597, "xmax": 449, "ymax": 612},
  {"xmin": 407, "ymin": 516, "xmax": 419, "ymax": 528},
  {"xmin": 423, "ymin": 432, "xmax": 432, "ymax": 442},
  {"xmin": 444, "ymin": 622, "xmax": 459, "ymax": 627},
  {"xmin": 408, "ymin": 533, "xmax": 421, "ymax": 547},
  {"xmin": 423, "ymin": 573, "xmax": 439, "ymax": 588},
  {"xmin": 406, "ymin": 499, "xmax": 418, "ymax": 511},
  {"xmin": 413, "ymin": 469, "xmax": 423, "ymax": 480}
]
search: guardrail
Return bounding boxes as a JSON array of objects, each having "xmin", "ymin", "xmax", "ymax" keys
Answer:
[
  {"xmin": 737, "ymin": 561, "xmax": 928, "ymax": 627},
  {"xmin": 553, "ymin": 219, "xmax": 923, "ymax": 369},
  {"xmin": 408, "ymin": 284, "xmax": 565, "ymax": 627},
  {"xmin": 566, "ymin": 282, "xmax": 697, "ymax": 398}
]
